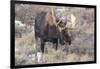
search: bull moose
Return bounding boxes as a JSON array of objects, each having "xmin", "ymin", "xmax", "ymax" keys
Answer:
[{"xmin": 34, "ymin": 8, "xmax": 76, "ymax": 53}]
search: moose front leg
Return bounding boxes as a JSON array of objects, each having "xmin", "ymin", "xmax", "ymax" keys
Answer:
[{"xmin": 53, "ymin": 39, "xmax": 58, "ymax": 50}]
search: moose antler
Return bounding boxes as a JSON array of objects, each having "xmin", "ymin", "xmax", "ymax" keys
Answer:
[
  {"xmin": 51, "ymin": 8, "xmax": 57, "ymax": 26},
  {"xmin": 51, "ymin": 7, "xmax": 77, "ymax": 32},
  {"xmin": 51, "ymin": 8, "xmax": 66, "ymax": 32}
]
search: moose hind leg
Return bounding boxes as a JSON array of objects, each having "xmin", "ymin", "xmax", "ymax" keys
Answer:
[{"xmin": 41, "ymin": 39, "xmax": 45, "ymax": 53}]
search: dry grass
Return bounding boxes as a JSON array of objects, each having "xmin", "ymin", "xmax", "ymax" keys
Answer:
[
  {"xmin": 16, "ymin": 33, "xmax": 34, "ymax": 47},
  {"xmin": 42, "ymin": 48, "xmax": 66, "ymax": 63}
]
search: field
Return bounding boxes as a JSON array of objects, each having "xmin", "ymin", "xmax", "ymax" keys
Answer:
[{"xmin": 15, "ymin": 4, "xmax": 95, "ymax": 65}]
